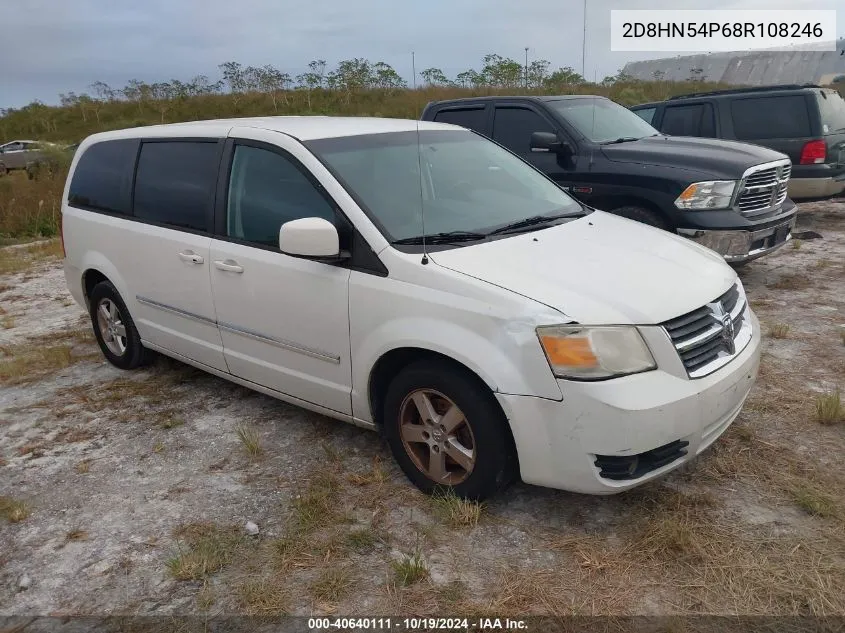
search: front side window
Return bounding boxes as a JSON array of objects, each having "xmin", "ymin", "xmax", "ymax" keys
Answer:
[
  {"xmin": 306, "ymin": 130, "xmax": 584, "ymax": 243},
  {"xmin": 492, "ymin": 107, "xmax": 556, "ymax": 156},
  {"xmin": 133, "ymin": 141, "xmax": 219, "ymax": 232},
  {"xmin": 226, "ymin": 144, "xmax": 336, "ymax": 247},
  {"xmin": 68, "ymin": 138, "xmax": 138, "ymax": 215},
  {"xmin": 546, "ymin": 97, "xmax": 659, "ymax": 144},
  {"xmin": 731, "ymin": 95, "xmax": 811, "ymax": 139}
]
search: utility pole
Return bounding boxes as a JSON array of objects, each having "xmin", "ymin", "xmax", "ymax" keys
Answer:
[
  {"xmin": 524, "ymin": 47, "xmax": 529, "ymax": 89},
  {"xmin": 411, "ymin": 52, "xmax": 416, "ymax": 90},
  {"xmin": 581, "ymin": 0, "xmax": 587, "ymax": 79}
]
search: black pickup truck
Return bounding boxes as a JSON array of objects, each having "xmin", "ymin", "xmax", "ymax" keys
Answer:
[{"xmin": 420, "ymin": 95, "xmax": 798, "ymax": 263}]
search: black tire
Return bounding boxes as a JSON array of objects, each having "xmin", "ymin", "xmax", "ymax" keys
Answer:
[
  {"xmin": 383, "ymin": 360, "xmax": 517, "ymax": 501},
  {"xmin": 89, "ymin": 281, "xmax": 151, "ymax": 370},
  {"xmin": 611, "ymin": 205, "xmax": 668, "ymax": 230},
  {"xmin": 0, "ymin": 163, "xmax": 7, "ymax": 177}
]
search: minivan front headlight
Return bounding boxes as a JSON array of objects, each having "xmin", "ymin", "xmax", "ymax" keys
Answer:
[
  {"xmin": 675, "ymin": 181, "xmax": 737, "ymax": 210},
  {"xmin": 537, "ymin": 325, "xmax": 656, "ymax": 380}
]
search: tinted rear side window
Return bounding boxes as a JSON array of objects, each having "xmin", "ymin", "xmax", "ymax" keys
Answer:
[
  {"xmin": 731, "ymin": 95, "xmax": 811, "ymax": 139},
  {"xmin": 68, "ymin": 139, "xmax": 138, "ymax": 214},
  {"xmin": 817, "ymin": 92, "xmax": 845, "ymax": 133},
  {"xmin": 432, "ymin": 107, "xmax": 487, "ymax": 133},
  {"xmin": 661, "ymin": 103, "xmax": 716, "ymax": 137},
  {"xmin": 133, "ymin": 141, "xmax": 220, "ymax": 232}
]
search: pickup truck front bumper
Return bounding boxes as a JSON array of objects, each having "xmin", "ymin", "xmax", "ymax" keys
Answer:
[{"xmin": 677, "ymin": 213, "xmax": 796, "ymax": 263}]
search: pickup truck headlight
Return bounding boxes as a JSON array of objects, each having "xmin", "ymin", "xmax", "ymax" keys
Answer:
[
  {"xmin": 536, "ymin": 325, "xmax": 656, "ymax": 380},
  {"xmin": 675, "ymin": 181, "xmax": 737, "ymax": 210}
]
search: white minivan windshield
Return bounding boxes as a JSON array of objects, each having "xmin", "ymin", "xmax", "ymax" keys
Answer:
[{"xmin": 306, "ymin": 129, "xmax": 584, "ymax": 244}]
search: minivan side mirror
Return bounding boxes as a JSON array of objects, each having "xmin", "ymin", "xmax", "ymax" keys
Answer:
[
  {"xmin": 279, "ymin": 217, "xmax": 342, "ymax": 259},
  {"xmin": 530, "ymin": 132, "xmax": 572, "ymax": 156}
]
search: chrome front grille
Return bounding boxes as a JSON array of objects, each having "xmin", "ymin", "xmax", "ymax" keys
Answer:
[
  {"xmin": 736, "ymin": 160, "xmax": 791, "ymax": 216},
  {"xmin": 662, "ymin": 282, "xmax": 750, "ymax": 378}
]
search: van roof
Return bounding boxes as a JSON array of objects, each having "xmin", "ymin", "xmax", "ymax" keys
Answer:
[{"xmin": 82, "ymin": 116, "xmax": 458, "ymax": 144}]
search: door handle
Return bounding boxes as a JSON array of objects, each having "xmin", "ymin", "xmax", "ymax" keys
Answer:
[
  {"xmin": 214, "ymin": 259, "xmax": 244, "ymax": 273},
  {"xmin": 178, "ymin": 251, "xmax": 204, "ymax": 264}
]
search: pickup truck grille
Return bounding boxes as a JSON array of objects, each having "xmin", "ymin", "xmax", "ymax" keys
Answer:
[
  {"xmin": 736, "ymin": 161, "xmax": 791, "ymax": 216},
  {"xmin": 662, "ymin": 282, "xmax": 749, "ymax": 378}
]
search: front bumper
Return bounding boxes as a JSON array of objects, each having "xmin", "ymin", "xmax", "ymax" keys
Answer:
[
  {"xmin": 677, "ymin": 214, "xmax": 796, "ymax": 263},
  {"xmin": 496, "ymin": 311, "xmax": 761, "ymax": 495}
]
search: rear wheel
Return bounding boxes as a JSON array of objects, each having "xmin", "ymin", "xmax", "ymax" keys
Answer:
[
  {"xmin": 611, "ymin": 205, "xmax": 668, "ymax": 230},
  {"xmin": 383, "ymin": 360, "xmax": 517, "ymax": 501},
  {"xmin": 89, "ymin": 281, "xmax": 151, "ymax": 370}
]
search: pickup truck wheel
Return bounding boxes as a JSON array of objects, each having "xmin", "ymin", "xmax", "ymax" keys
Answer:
[
  {"xmin": 0, "ymin": 163, "xmax": 7, "ymax": 177},
  {"xmin": 383, "ymin": 360, "xmax": 517, "ymax": 501},
  {"xmin": 89, "ymin": 281, "xmax": 151, "ymax": 370},
  {"xmin": 611, "ymin": 205, "xmax": 668, "ymax": 230}
]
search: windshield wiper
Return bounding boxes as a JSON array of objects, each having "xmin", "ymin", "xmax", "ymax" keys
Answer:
[
  {"xmin": 392, "ymin": 230, "xmax": 487, "ymax": 245},
  {"xmin": 601, "ymin": 136, "xmax": 642, "ymax": 145},
  {"xmin": 487, "ymin": 213, "xmax": 579, "ymax": 236}
]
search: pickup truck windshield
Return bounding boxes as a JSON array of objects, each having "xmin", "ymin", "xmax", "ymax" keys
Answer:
[
  {"xmin": 547, "ymin": 97, "xmax": 659, "ymax": 144},
  {"xmin": 306, "ymin": 129, "xmax": 584, "ymax": 243}
]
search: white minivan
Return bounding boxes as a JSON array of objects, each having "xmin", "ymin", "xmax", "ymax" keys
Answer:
[{"xmin": 62, "ymin": 116, "xmax": 761, "ymax": 500}]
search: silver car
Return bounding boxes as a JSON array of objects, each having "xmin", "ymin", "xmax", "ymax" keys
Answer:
[{"xmin": 0, "ymin": 140, "xmax": 42, "ymax": 175}]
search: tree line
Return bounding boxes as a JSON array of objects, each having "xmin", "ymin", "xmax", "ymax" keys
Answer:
[{"xmin": 2, "ymin": 53, "xmax": 616, "ymax": 123}]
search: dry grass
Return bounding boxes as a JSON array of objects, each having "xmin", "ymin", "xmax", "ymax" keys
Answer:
[
  {"xmin": 1, "ymin": 314, "xmax": 14, "ymax": 329},
  {"xmin": 769, "ymin": 273, "xmax": 812, "ymax": 290},
  {"xmin": 0, "ymin": 496, "xmax": 31, "ymax": 523},
  {"xmin": 392, "ymin": 551, "xmax": 428, "ymax": 586},
  {"xmin": 158, "ymin": 414, "xmax": 185, "ymax": 430},
  {"xmin": 236, "ymin": 578, "xmax": 289, "ymax": 615},
  {"xmin": 791, "ymin": 239, "xmax": 802, "ymax": 250},
  {"xmin": 346, "ymin": 455, "xmax": 390, "ymax": 487},
  {"xmin": 768, "ymin": 323, "xmax": 790, "ymax": 339},
  {"xmin": 235, "ymin": 423, "xmax": 262, "ymax": 458},
  {"xmin": 815, "ymin": 391, "xmax": 843, "ymax": 425},
  {"xmin": 345, "ymin": 526, "xmax": 383, "ymax": 554},
  {"xmin": 0, "ymin": 343, "xmax": 75, "ymax": 384},
  {"xmin": 75, "ymin": 459, "xmax": 90, "ymax": 474},
  {"xmin": 430, "ymin": 488, "xmax": 484, "ymax": 527},
  {"xmin": 0, "ymin": 239, "xmax": 64, "ymax": 275},
  {"xmin": 167, "ymin": 522, "xmax": 243, "ymax": 581},
  {"xmin": 65, "ymin": 528, "xmax": 88, "ymax": 541},
  {"xmin": 790, "ymin": 484, "xmax": 839, "ymax": 518},
  {"xmin": 310, "ymin": 566, "xmax": 353, "ymax": 602},
  {"xmin": 288, "ymin": 471, "xmax": 343, "ymax": 534}
]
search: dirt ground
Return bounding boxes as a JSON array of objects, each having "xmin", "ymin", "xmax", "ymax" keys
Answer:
[{"xmin": 1, "ymin": 200, "xmax": 843, "ymax": 618}]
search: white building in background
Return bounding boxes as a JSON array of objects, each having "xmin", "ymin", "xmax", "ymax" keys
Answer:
[{"xmin": 622, "ymin": 38, "xmax": 845, "ymax": 85}]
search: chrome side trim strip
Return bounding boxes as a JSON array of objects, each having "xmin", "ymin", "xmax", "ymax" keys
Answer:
[
  {"xmin": 218, "ymin": 322, "xmax": 341, "ymax": 364},
  {"xmin": 136, "ymin": 295, "xmax": 217, "ymax": 325}
]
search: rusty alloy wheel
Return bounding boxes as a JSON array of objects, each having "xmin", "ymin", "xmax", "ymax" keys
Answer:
[{"xmin": 398, "ymin": 388, "xmax": 476, "ymax": 485}]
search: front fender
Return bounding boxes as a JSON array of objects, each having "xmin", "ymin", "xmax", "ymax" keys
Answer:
[{"xmin": 350, "ymin": 315, "xmax": 563, "ymax": 423}]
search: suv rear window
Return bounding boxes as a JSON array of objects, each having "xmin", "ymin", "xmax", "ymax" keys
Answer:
[
  {"xmin": 432, "ymin": 108, "xmax": 487, "ymax": 133},
  {"xmin": 730, "ymin": 95, "xmax": 811, "ymax": 140},
  {"xmin": 133, "ymin": 141, "xmax": 220, "ymax": 232},
  {"xmin": 68, "ymin": 139, "xmax": 138, "ymax": 214},
  {"xmin": 817, "ymin": 91, "xmax": 845, "ymax": 134}
]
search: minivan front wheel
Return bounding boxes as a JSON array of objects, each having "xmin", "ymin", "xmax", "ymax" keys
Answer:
[
  {"xmin": 89, "ymin": 281, "xmax": 150, "ymax": 370},
  {"xmin": 383, "ymin": 360, "xmax": 517, "ymax": 501}
]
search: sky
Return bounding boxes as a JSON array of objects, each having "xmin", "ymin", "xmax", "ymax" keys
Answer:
[{"xmin": 1, "ymin": 0, "xmax": 843, "ymax": 109}]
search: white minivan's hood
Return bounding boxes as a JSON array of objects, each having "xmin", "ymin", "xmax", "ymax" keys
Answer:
[{"xmin": 428, "ymin": 211, "xmax": 736, "ymax": 325}]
